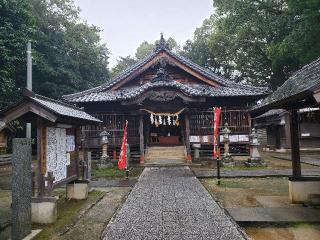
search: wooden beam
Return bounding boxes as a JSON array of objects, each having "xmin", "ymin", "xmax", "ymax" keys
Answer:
[
  {"xmin": 2, "ymin": 102, "xmax": 57, "ymax": 127},
  {"xmin": 163, "ymin": 52, "xmax": 220, "ymax": 88},
  {"xmin": 289, "ymin": 109, "xmax": 301, "ymax": 178},
  {"xmin": 139, "ymin": 114, "xmax": 145, "ymax": 164}
]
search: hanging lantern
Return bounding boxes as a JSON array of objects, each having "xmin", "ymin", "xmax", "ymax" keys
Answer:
[
  {"xmin": 167, "ymin": 116, "xmax": 171, "ymax": 125},
  {"xmin": 159, "ymin": 115, "xmax": 162, "ymax": 125},
  {"xmin": 150, "ymin": 114, "xmax": 154, "ymax": 124}
]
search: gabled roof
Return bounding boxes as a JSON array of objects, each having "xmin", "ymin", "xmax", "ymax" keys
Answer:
[
  {"xmin": 252, "ymin": 57, "xmax": 320, "ymax": 116},
  {"xmin": 29, "ymin": 94, "xmax": 101, "ymax": 122},
  {"xmin": 0, "ymin": 90, "xmax": 101, "ymax": 131},
  {"xmin": 63, "ymin": 35, "xmax": 268, "ymax": 103}
]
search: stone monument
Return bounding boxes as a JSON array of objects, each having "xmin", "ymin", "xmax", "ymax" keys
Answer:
[
  {"xmin": 245, "ymin": 128, "xmax": 267, "ymax": 167},
  {"xmin": 221, "ymin": 123, "xmax": 234, "ymax": 167},
  {"xmin": 12, "ymin": 138, "xmax": 32, "ymax": 240}
]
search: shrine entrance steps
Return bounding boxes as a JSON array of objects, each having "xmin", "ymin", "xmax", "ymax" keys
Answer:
[{"xmin": 145, "ymin": 146, "xmax": 186, "ymax": 165}]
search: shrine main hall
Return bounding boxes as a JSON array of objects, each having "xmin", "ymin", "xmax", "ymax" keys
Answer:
[{"xmin": 63, "ymin": 36, "xmax": 269, "ymax": 164}]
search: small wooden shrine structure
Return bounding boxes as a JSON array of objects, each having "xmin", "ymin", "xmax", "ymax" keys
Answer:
[
  {"xmin": 63, "ymin": 35, "xmax": 269, "ymax": 163},
  {"xmin": 0, "ymin": 89, "xmax": 101, "ymax": 196},
  {"xmin": 254, "ymin": 108, "xmax": 320, "ymax": 150},
  {"xmin": 251, "ymin": 57, "xmax": 320, "ymax": 203}
]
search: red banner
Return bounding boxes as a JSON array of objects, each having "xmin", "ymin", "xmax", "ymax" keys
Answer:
[
  {"xmin": 118, "ymin": 120, "xmax": 128, "ymax": 170},
  {"xmin": 213, "ymin": 107, "xmax": 221, "ymax": 159}
]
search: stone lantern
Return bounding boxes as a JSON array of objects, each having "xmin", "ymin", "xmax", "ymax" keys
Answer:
[
  {"xmin": 98, "ymin": 127, "xmax": 112, "ymax": 169},
  {"xmin": 245, "ymin": 128, "xmax": 267, "ymax": 167},
  {"xmin": 221, "ymin": 123, "xmax": 234, "ymax": 167}
]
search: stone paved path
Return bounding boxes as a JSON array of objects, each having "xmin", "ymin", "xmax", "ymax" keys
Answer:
[{"xmin": 103, "ymin": 167, "xmax": 246, "ymax": 240}]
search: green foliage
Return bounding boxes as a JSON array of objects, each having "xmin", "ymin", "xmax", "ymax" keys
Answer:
[
  {"xmin": 0, "ymin": 0, "xmax": 34, "ymax": 108},
  {"xmin": 268, "ymin": 0, "xmax": 320, "ymax": 83},
  {"xmin": 135, "ymin": 41, "xmax": 155, "ymax": 60},
  {"xmin": 184, "ymin": 0, "xmax": 320, "ymax": 89},
  {"xmin": 111, "ymin": 56, "xmax": 137, "ymax": 77},
  {"xmin": 31, "ymin": 0, "xmax": 110, "ymax": 98},
  {"xmin": 0, "ymin": 0, "xmax": 110, "ymax": 109},
  {"xmin": 92, "ymin": 165, "xmax": 144, "ymax": 179}
]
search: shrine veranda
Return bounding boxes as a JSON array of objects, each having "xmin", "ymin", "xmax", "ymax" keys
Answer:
[{"xmin": 63, "ymin": 36, "xmax": 269, "ymax": 163}]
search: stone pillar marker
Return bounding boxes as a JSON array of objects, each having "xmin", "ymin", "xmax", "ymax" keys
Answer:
[
  {"xmin": 12, "ymin": 138, "xmax": 32, "ymax": 240},
  {"xmin": 245, "ymin": 128, "xmax": 267, "ymax": 167},
  {"xmin": 192, "ymin": 144, "xmax": 201, "ymax": 160},
  {"xmin": 221, "ymin": 123, "xmax": 234, "ymax": 167}
]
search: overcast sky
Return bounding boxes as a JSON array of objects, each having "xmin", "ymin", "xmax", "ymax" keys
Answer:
[{"xmin": 74, "ymin": 0, "xmax": 213, "ymax": 67}]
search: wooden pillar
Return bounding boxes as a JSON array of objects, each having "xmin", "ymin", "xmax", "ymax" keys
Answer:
[
  {"xmin": 139, "ymin": 114, "xmax": 145, "ymax": 164},
  {"xmin": 289, "ymin": 109, "xmax": 301, "ymax": 178},
  {"xmin": 185, "ymin": 113, "xmax": 192, "ymax": 162},
  {"xmin": 284, "ymin": 112, "xmax": 291, "ymax": 149},
  {"xmin": 37, "ymin": 119, "xmax": 46, "ymax": 197},
  {"xmin": 75, "ymin": 128, "xmax": 81, "ymax": 178}
]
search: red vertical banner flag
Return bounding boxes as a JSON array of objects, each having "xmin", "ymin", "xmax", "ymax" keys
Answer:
[
  {"xmin": 118, "ymin": 120, "xmax": 128, "ymax": 170},
  {"xmin": 213, "ymin": 107, "xmax": 222, "ymax": 159}
]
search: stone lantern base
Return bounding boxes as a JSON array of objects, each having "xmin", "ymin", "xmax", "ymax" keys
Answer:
[
  {"xmin": 245, "ymin": 157, "xmax": 267, "ymax": 167},
  {"xmin": 222, "ymin": 154, "xmax": 235, "ymax": 167},
  {"xmin": 98, "ymin": 156, "xmax": 113, "ymax": 169}
]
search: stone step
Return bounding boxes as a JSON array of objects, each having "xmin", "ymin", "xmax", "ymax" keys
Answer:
[
  {"xmin": 146, "ymin": 156, "xmax": 185, "ymax": 159},
  {"xmin": 148, "ymin": 146, "xmax": 185, "ymax": 150},
  {"xmin": 146, "ymin": 146, "xmax": 186, "ymax": 163},
  {"xmin": 146, "ymin": 152, "xmax": 185, "ymax": 156}
]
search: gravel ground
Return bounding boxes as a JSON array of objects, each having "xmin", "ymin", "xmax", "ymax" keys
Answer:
[{"xmin": 103, "ymin": 167, "xmax": 246, "ymax": 240}]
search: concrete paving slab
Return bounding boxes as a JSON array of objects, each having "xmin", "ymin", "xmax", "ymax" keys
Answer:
[
  {"xmin": 271, "ymin": 154, "xmax": 320, "ymax": 167},
  {"xmin": 227, "ymin": 207, "xmax": 320, "ymax": 222},
  {"xmin": 102, "ymin": 167, "xmax": 247, "ymax": 240},
  {"xmin": 193, "ymin": 168, "xmax": 320, "ymax": 178}
]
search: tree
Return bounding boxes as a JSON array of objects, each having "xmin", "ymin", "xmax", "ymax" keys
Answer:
[
  {"xmin": 0, "ymin": 0, "xmax": 110, "ymax": 109},
  {"xmin": 111, "ymin": 56, "xmax": 136, "ymax": 77},
  {"xmin": 135, "ymin": 41, "xmax": 154, "ymax": 60},
  {"xmin": 268, "ymin": 0, "xmax": 320, "ymax": 83},
  {"xmin": 183, "ymin": 0, "xmax": 320, "ymax": 89},
  {"xmin": 0, "ymin": 0, "xmax": 34, "ymax": 109},
  {"xmin": 30, "ymin": 0, "xmax": 110, "ymax": 98}
]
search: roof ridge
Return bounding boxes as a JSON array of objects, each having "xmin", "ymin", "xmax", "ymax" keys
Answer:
[{"xmin": 290, "ymin": 57, "xmax": 320, "ymax": 79}]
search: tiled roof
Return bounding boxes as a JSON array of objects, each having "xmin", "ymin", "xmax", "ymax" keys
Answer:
[
  {"xmin": 63, "ymin": 39, "xmax": 268, "ymax": 103},
  {"xmin": 30, "ymin": 94, "xmax": 101, "ymax": 123},
  {"xmin": 254, "ymin": 57, "xmax": 320, "ymax": 111},
  {"xmin": 254, "ymin": 109, "xmax": 286, "ymax": 119},
  {"xmin": 64, "ymin": 80, "xmax": 268, "ymax": 103}
]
